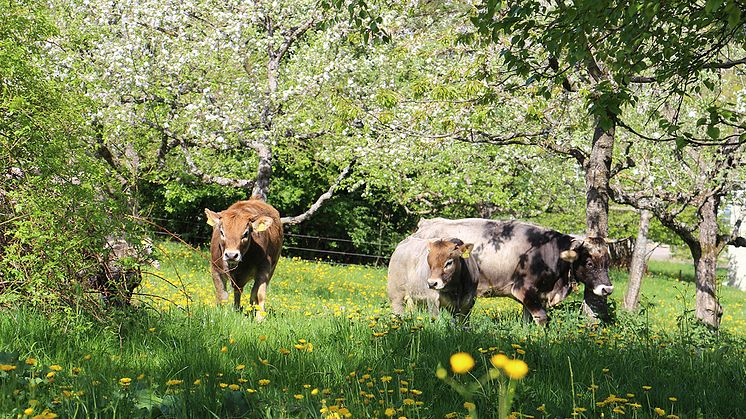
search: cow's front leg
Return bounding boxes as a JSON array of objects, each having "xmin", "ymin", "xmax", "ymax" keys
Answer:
[
  {"xmin": 513, "ymin": 287, "xmax": 548, "ymax": 325},
  {"xmin": 233, "ymin": 283, "xmax": 244, "ymax": 311},
  {"xmin": 250, "ymin": 269, "xmax": 270, "ymax": 321},
  {"xmin": 211, "ymin": 269, "xmax": 230, "ymax": 305}
]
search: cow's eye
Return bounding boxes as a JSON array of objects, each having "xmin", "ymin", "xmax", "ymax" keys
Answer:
[
  {"xmin": 242, "ymin": 229, "xmax": 250, "ymax": 239},
  {"xmin": 444, "ymin": 259, "xmax": 453, "ymax": 269},
  {"xmin": 219, "ymin": 228, "xmax": 225, "ymax": 238}
]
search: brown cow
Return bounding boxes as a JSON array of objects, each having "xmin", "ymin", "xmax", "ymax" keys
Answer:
[
  {"xmin": 387, "ymin": 237, "xmax": 479, "ymax": 322},
  {"xmin": 204, "ymin": 197, "xmax": 283, "ymax": 319}
]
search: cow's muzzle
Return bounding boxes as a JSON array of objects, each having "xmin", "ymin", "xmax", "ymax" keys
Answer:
[
  {"xmin": 427, "ymin": 279, "xmax": 444, "ymax": 290},
  {"xmin": 593, "ymin": 284, "xmax": 614, "ymax": 296},
  {"xmin": 223, "ymin": 250, "xmax": 242, "ymax": 264}
]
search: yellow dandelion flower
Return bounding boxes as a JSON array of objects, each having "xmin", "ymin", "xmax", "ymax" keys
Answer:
[
  {"xmin": 50, "ymin": 365, "xmax": 63, "ymax": 372},
  {"xmin": 503, "ymin": 359, "xmax": 529, "ymax": 380},
  {"xmin": 384, "ymin": 407, "xmax": 396, "ymax": 417},
  {"xmin": 119, "ymin": 377, "xmax": 132, "ymax": 386},
  {"xmin": 294, "ymin": 394, "xmax": 304, "ymax": 400},
  {"xmin": 46, "ymin": 372, "xmax": 56, "ymax": 379},
  {"xmin": 25, "ymin": 358, "xmax": 37, "ymax": 366},
  {"xmin": 24, "ymin": 407, "xmax": 34, "ymax": 415},
  {"xmin": 235, "ymin": 364, "xmax": 245, "ymax": 371},
  {"xmin": 228, "ymin": 384, "xmax": 240, "ymax": 391},
  {"xmin": 449, "ymin": 352, "xmax": 475, "ymax": 374},
  {"xmin": 0, "ymin": 364, "xmax": 17, "ymax": 372},
  {"xmin": 258, "ymin": 335, "xmax": 267, "ymax": 342},
  {"xmin": 83, "ymin": 355, "xmax": 92, "ymax": 361},
  {"xmin": 490, "ymin": 354, "xmax": 509, "ymax": 369},
  {"xmin": 247, "ymin": 388, "xmax": 256, "ymax": 393},
  {"xmin": 166, "ymin": 379, "xmax": 183, "ymax": 386},
  {"xmin": 668, "ymin": 397, "xmax": 677, "ymax": 402},
  {"xmin": 403, "ymin": 398, "xmax": 415, "ymax": 405},
  {"xmin": 220, "ymin": 346, "xmax": 228, "ymax": 353},
  {"xmin": 219, "ymin": 383, "xmax": 228, "ymax": 388},
  {"xmin": 311, "ymin": 388, "xmax": 319, "ymax": 395},
  {"xmin": 516, "ymin": 349, "xmax": 526, "ymax": 355},
  {"xmin": 654, "ymin": 407, "xmax": 666, "ymax": 416},
  {"xmin": 193, "ymin": 379, "xmax": 201, "ymax": 385},
  {"xmin": 229, "ymin": 338, "xmax": 236, "ymax": 345},
  {"xmin": 643, "ymin": 386, "xmax": 652, "ymax": 391},
  {"xmin": 259, "ymin": 379, "xmax": 270, "ymax": 386},
  {"xmin": 463, "ymin": 401, "xmax": 476, "ymax": 410}
]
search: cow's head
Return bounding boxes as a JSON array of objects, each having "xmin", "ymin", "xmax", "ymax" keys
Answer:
[
  {"xmin": 426, "ymin": 239, "xmax": 473, "ymax": 290},
  {"xmin": 204, "ymin": 208, "xmax": 274, "ymax": 265},
  {"xmin": 560, "ymin": 237, "xmax": 613, "ymax": 296}
]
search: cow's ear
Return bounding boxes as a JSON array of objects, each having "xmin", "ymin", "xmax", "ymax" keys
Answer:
[
  {"xmin": 252, "ymin": 216, "xmax": 273, "ymax": 232},
  {"xmin": 426, "ymin": 240, "xmax": 438, "ymax": 253},
  {"xmin": 205, "ymin": 209, "xmax": 221, "ymax": 227},
  {"xmin": 560, "ymin": 249, "xmax": 578, "ymax": 262},
  {"xmin": 459, "ymin": 243, "xmax": 473, "ymax": 259}
]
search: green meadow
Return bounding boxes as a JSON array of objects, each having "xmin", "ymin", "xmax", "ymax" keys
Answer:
[{"xmin": 1, "ymin": 241, "xmax": 745, "ymax": 418}]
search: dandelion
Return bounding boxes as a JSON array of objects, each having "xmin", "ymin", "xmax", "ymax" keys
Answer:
[
  {"xmin": 193, "ymin": 379, "xmax": 202, "ymax": 385},
  {"xmin": 503, "ymin": 359, "xmax": 529, "ymax": 380},
  {"xmin": 464, "ymin": 401, "xmax": 476, "ymax": 410},
  {"xmin": 259, "ymin": 379, "xmax": 270, "ymax": 386},
  {"xmin": 119, "ymin": 377, "xmax": 132, "ymax": 386},
  {"xmin": 668, "ymin": 397, "xmax": 677, "ymax": 402},
  {"xmin": 449, "ymin": 352, "xmax": 475, "ymax": 374},
  {"xmin": 0, "ymin": 364, "xmax": 17, "ymax": 372},
  {"xmin": 490, "ymin": 354, "xmax": 509, "ymax": 368},
  {"xmin": 655, "ymin": 407, "xmax": 666, "ymax": 416},
  {"xmin": 311, "ymin": 388, "xmax": 319, "ymax": 395},
  {"xmin": 643, "ymin": 385, "xmax": 652, "ymax": 391},
  {"xmin": 294, "ymin": 394, "xmax": 304, "ymax": 399},
  {"xmin": 50, "ymin": 365, "xmax": 63, "ymax": 372},
  {"xmin": 25, "ymin": 358, "xmax": 37, "ymax": 366},
  {"xmin": 403, "ymin": 398, "xmax": 415, "ymax": 405},
  {"xmin": 220, "ymin": 346, "xmax": 228, "ymax": 353},
  {"xmin": 148, "ymin": 327, "xmax": 156, "ymax": 332},
  {"xmin": 24, "ymin": 407, "xmax": 34, "ymax": 415},
  {"xmin": 235, "ymin": 364, "xmax": 245, "ymax": 371},
  {"xmin": 228, "ymin": 384, "xmax": 240, "ymax": 391},
  {"xmin": 166, "ymin": 379, "xmax": 183, "ymax": 386},
  {"xmin": 219, "ymin": 383, "xmax": 228, "ymax": 389},
  {"xmin": 46, "ymin": 372, "xmax": 56, "ymax": 379},
  {"xmin": 259, "ymin": 335, "xmax": 267, "ymax": 342},
  {"xmin": 83, "ymin": 355, "xmax": 92, "ymax": 361}
]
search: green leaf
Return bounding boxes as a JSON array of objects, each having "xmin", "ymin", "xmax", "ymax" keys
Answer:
[
  {"xmin": 675, "ymin": 136, "xmax": 688, "ymax": 150},
  {"xmin": 706, "ymin": 125, "xmax": 720, "ymax": 139},
  {"xmin": 705, "ymin": 0, "xmax": 724, "ymax": 14}
]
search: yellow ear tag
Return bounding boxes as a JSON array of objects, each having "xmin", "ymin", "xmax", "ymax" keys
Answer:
[
  {"xmin": 461, "ymin": 249, "xmax": 471, "ymax": 259},
  {"xmin": 253, "ymin": 221, "xmax": 269, "ymax": 232},
  {"xmin": 207, "ymin": 218, "xmax": 215, "ymax": 227}
]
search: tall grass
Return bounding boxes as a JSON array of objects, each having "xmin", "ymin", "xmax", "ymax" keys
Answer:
[{"xmin": 1, "ymin": 241, "xmax": 745, "ymax": 418}]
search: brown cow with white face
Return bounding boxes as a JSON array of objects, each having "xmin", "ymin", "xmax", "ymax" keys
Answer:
[
  {"xmin": 387, "ymin": 237, "xmax": 479, "ymax": 321},
  {"xmin": 204, "ymin": 197, "xmax": 282, "ymax": 320}
]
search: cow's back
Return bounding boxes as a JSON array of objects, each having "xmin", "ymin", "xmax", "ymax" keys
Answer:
[
  {"xmin": 413, "ymin": 218, "xmax": 570, "ymax": 297},
  {"xmin": 387, "ymin": 237, "xmax": 433, "ymax": 301}
]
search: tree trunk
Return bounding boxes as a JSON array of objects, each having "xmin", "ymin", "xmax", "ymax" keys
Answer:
[
  {"xmin": 585, "ymin": 120, "xmax": 615, "ymax": 238},
  {"xmin": 251, "ymin": 141, "xmax": 272, "ymax": 201},
  {"xmin": 582, "ymin": 117, "xmax": 615, "ymax": 321},
  {"xmin": 693, "ymin": 195, "xmax": 723, "ymax": 328},
  {"xmin": 623, "ymin": 209, "xmax": 652, "ymax": 311}
]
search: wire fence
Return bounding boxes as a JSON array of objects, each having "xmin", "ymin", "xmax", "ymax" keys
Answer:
[{"xmin": 147, "ymin": 217, "xmax": 396, "ymax": 266}]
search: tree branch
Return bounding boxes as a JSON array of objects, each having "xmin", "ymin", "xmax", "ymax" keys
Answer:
[
  {"xmin": 180, "ymin": 143, "xmax": 254, "ymax": 189},
  {"xmin": 280, "ymin": 160, "xmax": 354, "ymax": 225}
]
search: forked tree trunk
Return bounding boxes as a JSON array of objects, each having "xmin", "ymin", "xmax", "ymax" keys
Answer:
[
  {"xmin": 623, "ymin": 209, "xmax": 652, "ymax": 311},
  {"xmin": 582, "ymin": 118, "xmax": 615, "ymax": 321},
  {"xmin": 693, "ymin": 195, "xmax": 723, "ymax": 328}
]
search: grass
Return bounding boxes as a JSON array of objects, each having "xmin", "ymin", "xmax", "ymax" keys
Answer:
[{"xmin": 1, "ymin": 240, "xmax": 745, "ymax": 418}]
